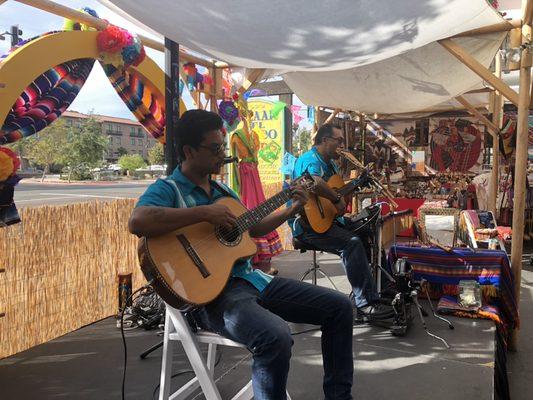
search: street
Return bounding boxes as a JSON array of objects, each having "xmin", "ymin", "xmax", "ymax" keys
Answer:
[{"xmin": 14, "ymin": 181, "xmax": 151, "ymax": 207}]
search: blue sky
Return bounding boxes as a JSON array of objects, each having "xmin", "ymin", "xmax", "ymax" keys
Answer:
[{"xmin": 0, "ymin": 0, "xmax": 310, "ymax": 126}]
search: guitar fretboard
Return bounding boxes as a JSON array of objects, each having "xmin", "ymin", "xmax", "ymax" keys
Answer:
[{"xmin": 236, "ymin": 189, "xmax": 292, "ymax": 232}]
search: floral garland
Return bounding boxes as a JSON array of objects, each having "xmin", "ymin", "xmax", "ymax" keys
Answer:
[
  {"xmin": 0, "ymin": 147, "xmax": 20, "ymax": 182},
  {"xmin": 96, "ymin": 24, "xmax": 146, "ymax": 68}
]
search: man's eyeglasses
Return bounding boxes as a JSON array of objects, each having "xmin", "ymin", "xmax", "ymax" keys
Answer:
[
  {"xmin": 326, "ymin": 136, "xmax": 344, "ymax": 144},
  {"xmin": 197, "ymin": 143, "xmax": 227, "ymax": 155}
]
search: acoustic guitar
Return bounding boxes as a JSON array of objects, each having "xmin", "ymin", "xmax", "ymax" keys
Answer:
[
  {"xmin": 138, "ymin": 176, "xmax": 314, "ymax": 310},
  {"xmin": 304, "ymin": 171, "xmax": 371, "ymax": 233}
]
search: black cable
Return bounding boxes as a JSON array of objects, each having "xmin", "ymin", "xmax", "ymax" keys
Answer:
[{"xmin": 121, "ymin": 281, "xmax": 153, "ymax": 400}]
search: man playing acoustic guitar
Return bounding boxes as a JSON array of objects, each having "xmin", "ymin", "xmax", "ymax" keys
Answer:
[
  {"xmin": 129, "ymin": 110, "xmax": 354, "ymax": 400},
  {"xmin": 291, "ymin": 123, "xmax": 394, "ymax": 322}
]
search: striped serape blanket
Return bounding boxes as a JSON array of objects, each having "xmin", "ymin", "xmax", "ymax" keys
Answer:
[{"xmin": 388, "ymin": 245, "xmax": 519, "ymax": 331}]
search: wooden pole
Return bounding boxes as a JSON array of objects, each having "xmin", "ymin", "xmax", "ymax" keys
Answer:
[
  {"xmin": 324, "ymin": 108, "xmax": 341, "ymax": 124},
  {"xmin": 439, "ymin": 38, "xmax": 520, "ymax": 106},
  {"xmin": 455, "ymin": 96, "xmax": 500, "ymax": 134},
  {"xmin": 509, "ymin": 17, "xmax": 532, "ymax": 350},
  {"xmin": 489, "ymin": 54, "xmax": 504, "ymax": 216},
  {"xmin": 14, "ymin": 0, "xmax": 218, "ymax": 68},
  {"xmin": 234, "ymin": 69, "xmax": 265, "ymax": 97}
]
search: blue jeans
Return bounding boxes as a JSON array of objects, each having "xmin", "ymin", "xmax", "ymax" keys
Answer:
[
  {"xmin": 196, "ymin": 277, "xmax": 354, "ymax": 400},
  {"xmin": 297, "ymin": 220, "xmax": 379, "ymax": 308}
]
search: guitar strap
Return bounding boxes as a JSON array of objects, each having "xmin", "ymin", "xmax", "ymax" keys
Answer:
[{"xmin": 165, "ymin": 177, "xmax": 236, "ymax": 208}]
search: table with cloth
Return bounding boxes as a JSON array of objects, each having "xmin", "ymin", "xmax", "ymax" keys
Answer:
[
  {"xmin": 388, "ymin": 245, "xmax": 519, "ymax": 333},
  {"xmin": 388, "ymin": 245, "xmax": 519, "ymax": 399}
]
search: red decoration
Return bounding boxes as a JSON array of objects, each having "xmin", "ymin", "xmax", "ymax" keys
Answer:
[
  {"xmin": 232, "ymin": 93, "xmax": 239, "ymax": 101},
  {"xmin": 96, "ymin": 25, "xmax": 129, "ymax": 53}
]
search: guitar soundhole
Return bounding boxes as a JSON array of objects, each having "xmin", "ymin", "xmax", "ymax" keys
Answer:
[{"xmin": 215, "ymin": 226, "xmax": 242, "ymax": 247}]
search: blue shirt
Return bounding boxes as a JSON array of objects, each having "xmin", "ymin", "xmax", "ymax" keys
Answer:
[
  {"xmin": 136, "ymin": 167, "xmax": 273, "ymax": 292},
  {"xmin": 290, "ymin": 147, "xmax": 342, "ymax": 236}
]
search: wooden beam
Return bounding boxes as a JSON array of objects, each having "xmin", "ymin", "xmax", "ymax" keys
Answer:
[
  {"xmin": 465, "ymin": 87, "xmax": 494, "ymax": 94},
  {"xmin": 451, "ymin": 19, "xmax": 521, "ymax": 38},
  {"xmin": 509, "ymin": 25, "xmax": 532, "ymax": 350},
  {"xmin": 324, "ymin": 108, "xmax": 341, "ymax": 124},
  {"xmin": 14, "ymin": 0, "xmax": 218, "ymax": 68},
  {"xmin": 455, "ymin": 96, "xmax": 500, "ymax": 135},
  {"xmin": 489, "ymin": 54, "xmax": 504, "ymax": 217},
  {"xmin": 439, "ymin": 38, "xmax": 520, "ymax": 106},
  {"xmin": 234, "ymin": 69, "xmax": 265, "ymax": 97},
  {"xmin": 524, "ymin": 0, "xmax": 533, "ymax": 25}
]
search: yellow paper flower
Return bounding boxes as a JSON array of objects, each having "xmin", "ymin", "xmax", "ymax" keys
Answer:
[{"xmin": 0, "ymin": 151, "xmax": 15, "ymax": 182}]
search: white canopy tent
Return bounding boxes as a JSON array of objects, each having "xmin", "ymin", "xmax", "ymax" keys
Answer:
[
  {"xmin": 12, "ymin": 0, "xmax": 529, "ymax": 350},
  {"xmin": 100, "ymin": 0, "xmax": 507, "ymax": 113}
]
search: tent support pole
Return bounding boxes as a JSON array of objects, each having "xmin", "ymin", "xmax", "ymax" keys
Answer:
[
  {"xmin": 324, "ymin": 109, "xmax": 341, "ymax": 124},
  {"xmin": 509, "ymin": 2, "xmax": 533, "ymax": 351},
  {"xmin": 490, "ymin": 55, "xmax": 504, "ymax": 217},
  {"xmin": 455, "ymin": 96, "xmax": 500, "ymax": 134}
]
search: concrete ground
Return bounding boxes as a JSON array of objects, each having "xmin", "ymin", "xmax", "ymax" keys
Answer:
[
  {"xmin": 0, "ymin": 250, "xmax": 510, "ymax": 400},
  {"xmin": 506, "ymin": 243, "xmax": 533, "ymax": 400}
]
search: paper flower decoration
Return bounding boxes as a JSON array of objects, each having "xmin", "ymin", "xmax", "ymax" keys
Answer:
[
  {"xmin": 97, "ymin": 25, "xmax": 129, "ymax": 53},
  {"xmin": 0, "ymin": 147, "xmax": 20, "ymax": 182},
  {"xmin": 218, "ymin": 100, "xmax": 240, "ymax": 128},
  {"xmin": 97, "ymin": 25, "xmax": 146, "ymax": 67}
]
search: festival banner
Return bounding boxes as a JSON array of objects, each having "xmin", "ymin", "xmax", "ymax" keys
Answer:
[{"xmin": 248, "ymin": 99, "xmax": 285, "ymax": 187}]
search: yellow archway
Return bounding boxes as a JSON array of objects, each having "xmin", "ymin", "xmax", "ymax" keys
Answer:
[{"xmin": 0, "ymin": 30, "xmax": 186, "ymax": 142}]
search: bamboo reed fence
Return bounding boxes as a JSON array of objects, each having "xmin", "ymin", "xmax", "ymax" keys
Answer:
[
  {"xmin": 0, "ymin": 189, "xmax": 294, "ymax": 359},
  {"xmin": 0, "ymin": 199, "xmax": 144, "ymax": 359}
]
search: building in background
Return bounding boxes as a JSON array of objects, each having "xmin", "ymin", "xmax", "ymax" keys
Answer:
[{"xmin": 62, "ymin": 111, "xmax": 157, "ymax": 162}]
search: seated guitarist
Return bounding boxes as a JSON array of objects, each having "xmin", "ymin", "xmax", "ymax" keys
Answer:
[
  {"xmin": 291, "ymin": 123, "xmax": 393, "ymax": 322},
  {"xmin": 129, "ymin": 110, "xmax": 354, "ymax": 400}
]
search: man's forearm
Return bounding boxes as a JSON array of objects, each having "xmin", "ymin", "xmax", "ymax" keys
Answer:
[
  {"xmin": 249, "ymin": 207, "xmax": 295, "ymax": 238},
  {"xmin": 129, "ymin": 206, "xmax": 207, "ymax": 237}
]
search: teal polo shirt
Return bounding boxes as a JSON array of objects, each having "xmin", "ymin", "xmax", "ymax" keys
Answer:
[
  {"xmin": 136, "ymin": 167, "xmax": 273, "ymax": 292},
  {"xmin": 289, "ymin": 147, "xmax": 343, "ymax": 236}
]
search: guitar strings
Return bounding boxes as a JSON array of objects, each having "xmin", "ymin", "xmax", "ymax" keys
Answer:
[{"xmin": 174, "ymin": 190, "xmax": 295, "ymax": 252}]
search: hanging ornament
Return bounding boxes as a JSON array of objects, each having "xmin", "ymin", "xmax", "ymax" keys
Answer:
[
  {"xmin": 271, "ymin": 101, "xmax": 286, "ymax": 119},
  {"xmin": 218, "ymin": 100, "xmax": 240, "ymax": 130}
]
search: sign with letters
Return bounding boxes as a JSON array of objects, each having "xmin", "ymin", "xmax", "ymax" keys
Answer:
[{"xmin": 248, "ymin": 99, "xmax": 285, "ymax": 187}]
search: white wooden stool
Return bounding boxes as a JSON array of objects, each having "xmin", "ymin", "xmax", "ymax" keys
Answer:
[{"xmin": 159, "ymin": 305, "xmax": 292, "ymax": 400}]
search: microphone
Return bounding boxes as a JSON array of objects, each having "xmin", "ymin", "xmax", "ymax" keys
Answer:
[{"xmin": 223, "ymin": 156, "xmax": 239, "ymax": 164}]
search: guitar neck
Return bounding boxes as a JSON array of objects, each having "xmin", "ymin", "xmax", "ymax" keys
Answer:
[
  {"xmin": 236, "ymin": 189, "xmax": 292, "ymax": 232},
  {"xmin": 337, "ymin": 176, "xmax": 366, "ymax": 197}
]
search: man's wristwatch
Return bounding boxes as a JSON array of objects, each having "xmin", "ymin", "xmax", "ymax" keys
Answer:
[{"xmin": 332, "ymin": 194, "xmax": 342, "ymax": 204}]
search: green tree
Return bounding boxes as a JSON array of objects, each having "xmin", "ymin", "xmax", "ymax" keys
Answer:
[
  {"xmin": 60, "ymin": 117, "xmax": 109, "ymax": 182},
  {"xmin": 118, "ymin": 154, "xmax": 147, "ymax": 175},
  {"xmin": 117, "ymin": 147, "xmax": 128, "ymax": 157},
  {"xmin": 293, "ymin": 126, "xmax": 312, "ymax": 156},
  {"xmin": 147, "ymin": 142, "xmax": 165, "ymax": 165},
  {"xmin": 7, "ymin": 137, "xmax": 30, "ymax": 170},
  {"xmin": 25, "ymin": 120, "xmax": 70, "ymax": 181}
]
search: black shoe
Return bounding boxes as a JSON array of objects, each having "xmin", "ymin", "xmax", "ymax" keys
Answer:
[{"xmin": 356, "ymin": 303, "xmax": 395, "ymax": 322}]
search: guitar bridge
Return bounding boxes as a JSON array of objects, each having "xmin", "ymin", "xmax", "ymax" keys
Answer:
[
  {"xmin": 315, "ymin": 194, "xmax": 325, "ymax": 218},
  {"xmin": 176, "ymin": 234, "xmax": 210, "ymax": 278}
]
